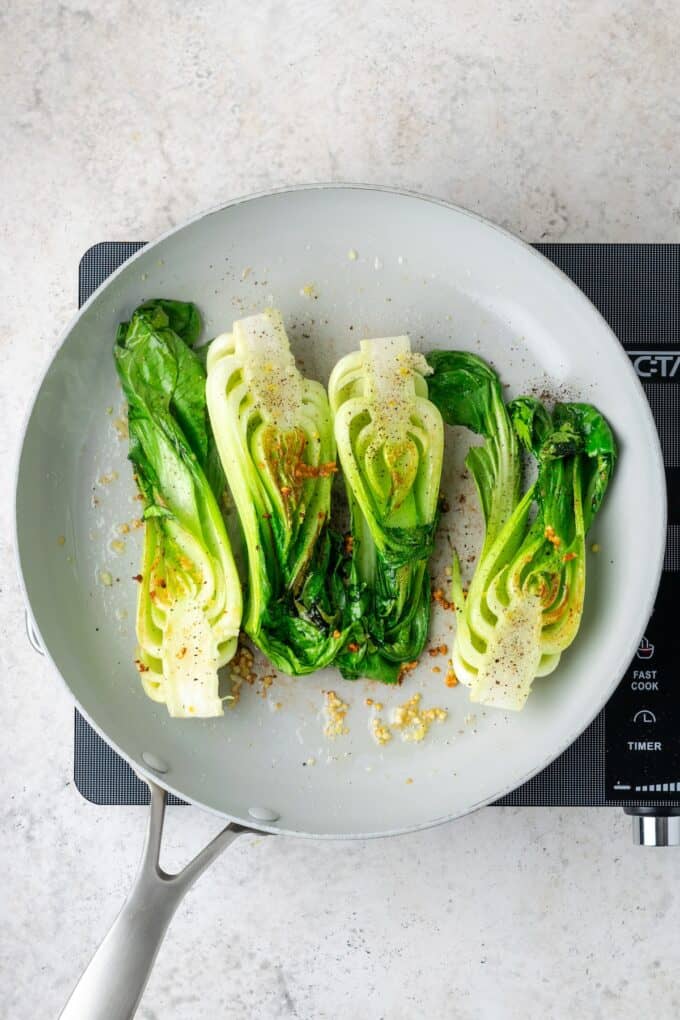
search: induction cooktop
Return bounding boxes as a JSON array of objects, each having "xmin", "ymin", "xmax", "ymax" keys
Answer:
[{"xmin": 57, "ymin": 241, "xmax": 679, "ymax": 846}]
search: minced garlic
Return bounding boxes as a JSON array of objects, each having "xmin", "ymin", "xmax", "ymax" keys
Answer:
[
  {"xmin": 324, "ymin": 690, "xmax": 349, "ymax": 737},
  {"xmin": 391, "ymin": 693, "xmax": 447, "ymax": 742},
  {"xmin": 229, "ymin": 674, "xmax": 244, "ymax": 706},
  {"xmin": 371, "ymin": 718, "xmax": 392, "ymax": 746},
  {"xmin": 113, "ymin": 417, "xmax": 128, "ymax": 440},
  {"xmin": 98, "ymin": 471, "xmax": 119, "ymax": 485}
]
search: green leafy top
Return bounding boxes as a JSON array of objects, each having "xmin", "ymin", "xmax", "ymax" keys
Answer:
[{"xmin": 426, "ymin": 351, "xmax": 520, "ymax": 545}]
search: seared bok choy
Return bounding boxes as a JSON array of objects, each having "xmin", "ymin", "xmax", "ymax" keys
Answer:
[
  {"xmin": 206, "ymin": 309, "xmax": 347, "ymax": 674},
  {"xmin": 115, "ymin": 300, "xmax": 242, "ymax": 718},
  {"xmin": 329, "ymin": 336, "xmax": 444, "ymax": 681},
  {"xmin": 427, "ymin": 351, "xmax": 616, "ymax": 710}
]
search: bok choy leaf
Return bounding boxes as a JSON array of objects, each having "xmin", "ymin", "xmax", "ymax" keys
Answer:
[
  {"xmin": 426, "ymin": 350, "xmax": 616, "ymax": 710},
  {"xmin": 329, "ymin": 336, "xmax": 444, "ymax": 681},
  {"xmin": 115, "ymin": 300, "xmax": 242, "ymax": 717},
  {"xmin": 206, "ymin": 308, "xmax": 348, "ymax": 675}
]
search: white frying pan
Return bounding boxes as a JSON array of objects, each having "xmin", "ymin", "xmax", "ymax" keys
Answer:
[{"xmin": 16, "ymin": 186, "xmax": 665, "ymax": 1019}]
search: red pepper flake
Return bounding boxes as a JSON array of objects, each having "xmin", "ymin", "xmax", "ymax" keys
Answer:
[
  {"xmin": 545, "ymin": 525, "xmax": 561, "ymax": 547},
  {"xmin": 347, "ymin": 641, "xmax": 360, "ymax": 653},
  {"xmin": 294, "ymin": 461, "xmax": 338, "ymax": 480},
  {"xmin": 399, "ymin": 656, "xmax": 420, "ymax": 681},
  {"xmin": 563, "ymin": 552, "xmax": 577, "ymax": 562},
  {"xmin": 445, "ymin": 666, "xmax": 459, "ymax": 687},
  {"xmin": 432, "ymin": 588, "xmax": 455, "ymax": 612},
  {"xmin": 132, "ymin": 574, "xmax": 143, "ymax": 583}
]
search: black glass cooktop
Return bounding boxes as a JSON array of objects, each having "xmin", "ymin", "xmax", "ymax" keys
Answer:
[{"xmin": 74, "ymin": 242, "xmax": 678, "ymax": 809}]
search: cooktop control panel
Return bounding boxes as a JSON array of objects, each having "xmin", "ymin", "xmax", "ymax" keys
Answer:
[
  {"xmin": 604, "ymin": 342, "xmax": 680, "ymax": 807},
  {"xmin": 606, "ymin": 573, "xmax": 680, "ymax": 801}
]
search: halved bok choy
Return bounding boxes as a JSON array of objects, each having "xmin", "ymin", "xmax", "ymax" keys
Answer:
[
  {"xmin": 329, "ymin": 336, "xmax": 444, "ymax": 681},
  {"xmin": 115, "ymin": 300, "xmax": 242, "ymax": 717},
  {"xmin": 206, "ymin": 308, "xmax": 347, "ymax": 674},
  {"xmin": 426, "ymin": 351, "xmax": 616, "ymax": 710}
]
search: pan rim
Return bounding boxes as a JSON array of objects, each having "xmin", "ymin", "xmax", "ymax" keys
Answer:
[{"xmin": 14, "ymin": 182, "xmax": 667, "ymax": 838}]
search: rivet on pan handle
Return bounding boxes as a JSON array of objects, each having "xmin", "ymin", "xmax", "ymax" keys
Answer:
[
  {"xmin": 59, "ymin": 776, "xmax": 267, "ymax": 1020},
  {"xmin": 25, "ymin": 610, "xmax": 45, "ymax": 656}
]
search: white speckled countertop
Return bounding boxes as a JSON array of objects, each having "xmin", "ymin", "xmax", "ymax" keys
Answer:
[{"xmin": 3, "ymin": 3, "xmax": 680, "ymax": 1018}]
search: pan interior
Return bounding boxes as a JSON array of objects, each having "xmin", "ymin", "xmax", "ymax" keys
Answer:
[{"xmin": 16, "ymin": 188, "xmax": 664, "ymax": 836}]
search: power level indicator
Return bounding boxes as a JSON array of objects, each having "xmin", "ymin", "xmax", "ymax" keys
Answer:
[{"xmin": 635, "ymin": 782, "xmax": 679, "ymax": 792}]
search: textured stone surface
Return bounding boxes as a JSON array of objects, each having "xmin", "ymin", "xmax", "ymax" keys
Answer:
[{"xmin": 3, "ymin": 2, "xmax": 680, "ymax": 1018}]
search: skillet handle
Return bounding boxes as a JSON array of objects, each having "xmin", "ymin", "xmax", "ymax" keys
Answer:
[
  {"xmin": 25, "ymin": 609, "xmax": 45, "ymax": 656},
  {"xmin": 60, "ymin": 778, "xmax": 260, "ymax": 1020}
]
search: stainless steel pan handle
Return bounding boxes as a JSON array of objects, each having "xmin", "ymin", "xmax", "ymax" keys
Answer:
[
  {"xmin": 60, "ymin": 777, "xmax": 261, "ymax": 1020},
  {"xmin": 25, "ymin": 609, "xmax": 45, "ymax": 656}
]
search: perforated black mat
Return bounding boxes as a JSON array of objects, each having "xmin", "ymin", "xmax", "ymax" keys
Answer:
[{"xmin": 75, "ymin": 242, "xmax": 676, "ymax": 808}]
